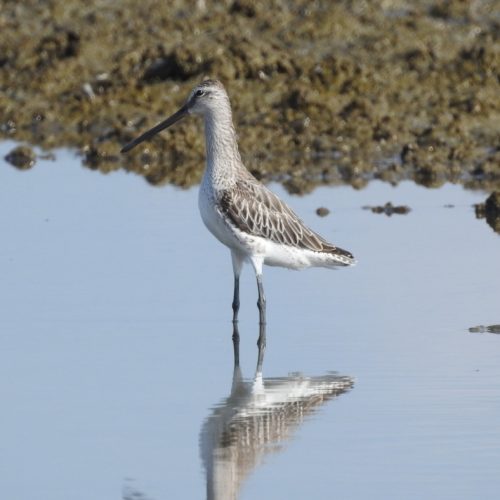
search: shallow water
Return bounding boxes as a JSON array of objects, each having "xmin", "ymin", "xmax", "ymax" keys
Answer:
[{"xmin": 1, "ymin": 142, "xmax": 499, "ymax": 500}]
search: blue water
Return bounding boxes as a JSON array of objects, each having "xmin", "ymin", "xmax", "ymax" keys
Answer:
[{"xmin": 1, "ymin": 142, "xmax": 499, "ymax": 499}]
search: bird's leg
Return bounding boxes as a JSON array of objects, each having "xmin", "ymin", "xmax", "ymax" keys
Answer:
[
  {"xmin": 232, "ymin": 321, "xmax": 240, "ymax": 368},
  {"xmin": 231, "ymin": 251, "xmax": 243, "ymax": 323},
  {"xmin": 256, "ymin": 274, "xmax": 266, "ymax": 326},
  {"xmin": 256, "ymin": 273, "xmax": 267, "ymax": 362},
  {"xmin": 232, "ymin": 275, "xmax": 240, "ymax": 323},
  {"xmin": 256, "ymin": 320, "xmax": 266, "ymax": 372},
  {"xmin": 250, "ymin": 257, "xmax": 266, "ymax": 354}
]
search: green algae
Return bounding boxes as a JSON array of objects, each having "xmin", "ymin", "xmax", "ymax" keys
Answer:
[{"xmin": 0, "ymin": 0, "xmax": 499, "ymax": 193}]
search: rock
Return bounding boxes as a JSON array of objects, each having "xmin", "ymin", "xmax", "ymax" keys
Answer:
[
  {"xmin": 4, "ymin": 146, "xmax": 36, "ymax": 170},
  {"xmin": 316, "ymin": 207, "xmax": 330, "ymax": 217},
  {"xmin": 475, "ymin": 191, "xmax": 500, "ymax": 233},
  {"xmin": 485, "ymin": 191, "xmax": 500, "ymax": 217},
  {"xmin": 363, "ymin": 202, "xmax": 411, "ymax": 216},
  {"xmin": 469, "ymin": 325, "xmax": 500, "ymax": 334}
]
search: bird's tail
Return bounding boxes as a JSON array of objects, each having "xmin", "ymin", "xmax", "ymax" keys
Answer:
[{"xmin": 327, "ymin": 246, "xmax": 356, "ymax": 267}]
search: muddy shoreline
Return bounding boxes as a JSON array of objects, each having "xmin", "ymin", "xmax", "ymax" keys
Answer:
[{"xmin": 1, "ymin": 0, "xmax": 499, "ymax": 192}]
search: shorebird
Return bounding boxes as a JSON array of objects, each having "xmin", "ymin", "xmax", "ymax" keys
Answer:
[{"xmin": 121, "ymin": 80, "xmax": 355, "ymax": 352}]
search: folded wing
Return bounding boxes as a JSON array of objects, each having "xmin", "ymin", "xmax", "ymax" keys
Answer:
[{"xmin": 219, "ymin": 179, "xmax": 353, "ymax": 260}]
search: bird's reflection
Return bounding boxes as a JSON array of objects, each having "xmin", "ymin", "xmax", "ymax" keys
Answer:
[{"xmin": 199, "ymin": 323, "xmax": 354, "ymax": 500}]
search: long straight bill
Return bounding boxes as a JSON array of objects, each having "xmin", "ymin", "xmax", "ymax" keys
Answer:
[{"xmin": 120, "ymin": 104, "xmax": 188, "ymax": 153}]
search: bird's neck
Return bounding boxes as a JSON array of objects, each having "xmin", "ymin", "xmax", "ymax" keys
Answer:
[{"xmin": 203, "ymin": 107, "xmax": 242, "ymax": 190}]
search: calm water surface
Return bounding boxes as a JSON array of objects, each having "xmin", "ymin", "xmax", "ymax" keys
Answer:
[{"xmin": 1, "ymin": 142, "xmax": 499, "ymax": 500}]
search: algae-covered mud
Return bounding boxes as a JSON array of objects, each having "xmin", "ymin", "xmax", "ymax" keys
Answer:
[{"xmin": 1, "ymin": 0, "xmax": 499, "ymax": 192}]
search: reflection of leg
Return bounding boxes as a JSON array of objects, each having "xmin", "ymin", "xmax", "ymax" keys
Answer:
[
  {"xmin": 231, "ymin": 251, "xmax": 243, "ymax": 323},
  {"xmin": 256, "ymin": 321, "xmax": 266, "ymax": 372},
  {"xmin": 232, "ymin": 321, "xmax": 240, "ymax": 368}
]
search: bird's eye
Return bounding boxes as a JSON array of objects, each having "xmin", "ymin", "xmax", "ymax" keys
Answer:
[{"xmin": 195, "ymin": 89, "xmax": 204, "ymax": 97}]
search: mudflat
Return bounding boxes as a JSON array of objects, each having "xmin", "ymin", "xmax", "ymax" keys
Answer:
[{"xmin": 1, "ymin": 0, "xmax": 498, "ymax": 192}]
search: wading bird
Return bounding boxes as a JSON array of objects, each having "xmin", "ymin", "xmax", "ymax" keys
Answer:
[{"xmin": 121, "ymin": 80, "xmax": 354, "ymax": 356}]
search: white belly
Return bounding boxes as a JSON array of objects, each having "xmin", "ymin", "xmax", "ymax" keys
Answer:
[{"xmin": 198, "ymin": 184, "xmax": 243, "ymax": 251}]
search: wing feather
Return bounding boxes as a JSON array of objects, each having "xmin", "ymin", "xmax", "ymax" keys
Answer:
[{"xmin": 219, "ymin": 179, "xmax": 353, "ymax": 259}]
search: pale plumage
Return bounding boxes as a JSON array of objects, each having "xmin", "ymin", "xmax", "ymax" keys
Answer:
[
  {"xmin": 121, "ymin": 79, "xmax": 355, "ymax": 357},
  {"xmin": 219, "ymin": 177, "xmax": 354, "ymax": 266}
]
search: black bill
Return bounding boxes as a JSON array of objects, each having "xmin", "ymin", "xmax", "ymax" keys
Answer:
[{"xmin": 121, "ymin": 104, "xmax": 188, "ymax": 153}]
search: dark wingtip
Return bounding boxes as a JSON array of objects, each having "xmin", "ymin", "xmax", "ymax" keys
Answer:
[
  {"xmin": 322, "ymin": 243, "xmax": 355, "ymax": 266},
  {"xmin": 334, "ymin": 246, "xmax": 355, "ymax": 260},
  {"xmin": 340, "ymin": 248, "xmax": 354, "ymax": 259}
]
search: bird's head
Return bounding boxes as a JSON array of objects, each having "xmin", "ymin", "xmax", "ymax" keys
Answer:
[
  {"xmin": 120, "ymin": 79, "xmax": 229, "ymax": 153},
  {"xmin": 186, "ymin": 79, "xmax": 229, "ymax": 116}
]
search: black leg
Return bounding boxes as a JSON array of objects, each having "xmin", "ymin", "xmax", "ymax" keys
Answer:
[
  {"xmin": 256, "ymin": 274, "xmax": 266, "ymax": 326},
  {"xmin": 256, "ymin": 274, "xmax": 266, "ymax": 363},
  {"xmin": 256, "ymin": 321, "xmax": 266, "ymax": 372},
  {"xmin": 231, "ymin": 251, "xmax": 243, "ymax": 323},
  {"xmin": 232, "ymin": 321, "xmax": 240, "ymax": 368},
  {"xmin": 232, "ymin": 275, "xmax": 240, "ymax": 323}
]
